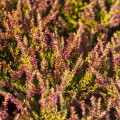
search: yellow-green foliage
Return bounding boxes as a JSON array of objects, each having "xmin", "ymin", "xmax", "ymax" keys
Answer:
[
  {"xmin": 79, "ymin": 71, "xmax": 97, "ymax": 92},
  {"xmin": 60, "ymin": 0, "xmax": 89, "ymax": 32},
  {"xmin": 40, "ymin": 108, "xmax": 66, "ymax": 120}
]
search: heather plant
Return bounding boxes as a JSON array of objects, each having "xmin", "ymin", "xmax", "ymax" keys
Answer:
[{"xmin": 0, "ymin": 0, "xmax": 120, "ymax": 120}]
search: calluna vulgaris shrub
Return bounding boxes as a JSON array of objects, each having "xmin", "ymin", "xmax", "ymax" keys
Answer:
[{"xmin": 0, "ymin": 0, "xmax": 120, "ymax": 119}]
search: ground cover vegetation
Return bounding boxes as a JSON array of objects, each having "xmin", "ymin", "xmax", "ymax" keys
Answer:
[{"xmin": 0, "ymin": 0, "xmax": 120, "ymax": 119}]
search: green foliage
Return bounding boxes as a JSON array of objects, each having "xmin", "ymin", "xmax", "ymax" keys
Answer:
[{"xmin": 79, "ymin": 71, "xmax": 96, "ymax": 92}]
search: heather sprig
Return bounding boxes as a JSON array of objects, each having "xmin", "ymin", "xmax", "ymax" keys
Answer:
[{"xmin": 0, "ymin": 0, "xmax": 120, "ymax": 119}]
